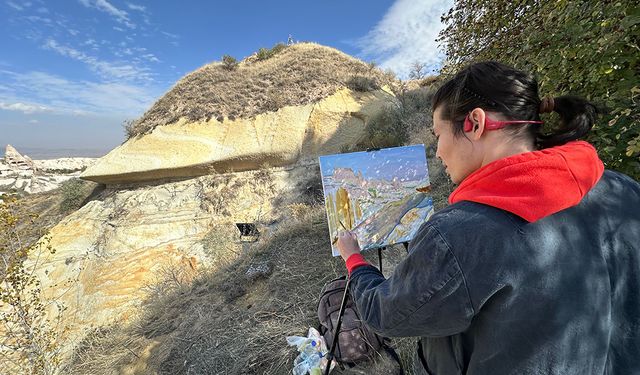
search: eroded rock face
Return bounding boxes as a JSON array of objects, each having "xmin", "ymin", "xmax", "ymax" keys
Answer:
[
  {"xmin": 31, "ymin": 162, "xmax": 319, "ymax": 354},
  {"xmin": 0, "ymin": 145, "xmax": 97, "ymax": 194},
  {"xmin": 81, "ymin": 88, "xmax": 396, "ymax": 184},
  {"xmin": 4, "ymin": 144, "xmax": 36, "ymax": 169}
]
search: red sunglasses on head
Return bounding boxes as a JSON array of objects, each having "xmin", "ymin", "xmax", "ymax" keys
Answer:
[{"xmin": 463, "ymin": 113, "xmax": 544, "ymax": 132}]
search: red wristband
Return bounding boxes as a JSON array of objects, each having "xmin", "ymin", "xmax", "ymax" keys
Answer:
[{"xmin": 346, "ymin": 253, "xmax": 369, "ymax": 275}]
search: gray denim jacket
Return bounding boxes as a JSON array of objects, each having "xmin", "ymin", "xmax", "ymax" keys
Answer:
[{"xmin": 349, "ymin": 170, "xmax": 640, "ymax": 375}]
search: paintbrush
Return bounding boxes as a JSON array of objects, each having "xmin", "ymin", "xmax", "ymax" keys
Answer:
[
  {"xmin": 338, "ymin": 219, "xmax": 348, "ymax": 231},
  {"xmin": 332, "ymin": 219, "xmax": 350, "ymax": 244}
]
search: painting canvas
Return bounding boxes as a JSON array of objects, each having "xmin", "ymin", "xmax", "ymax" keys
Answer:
[{"xmin": 319, "ymin": 144, "xmax": 434, "ymax": 256}]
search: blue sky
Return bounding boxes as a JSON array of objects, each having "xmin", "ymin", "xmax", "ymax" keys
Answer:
[{"xmin": 0, "ymin": 0, "xmax": 452, "ymax": 157}]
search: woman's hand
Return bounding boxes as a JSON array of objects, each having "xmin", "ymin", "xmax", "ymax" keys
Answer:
[{"xmin": 336, "ymin": 231, "xmax": 361, "ymax": 262}]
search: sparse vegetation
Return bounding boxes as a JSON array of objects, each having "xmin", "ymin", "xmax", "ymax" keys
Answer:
[
  {"xmin": 346, "ymin": 75, "xmax": 379, "ymax": 92},
  {"xmin": 408, "ymin": 61, "xmax": 427, "ymax": 80},
  {"xmin": 222, "ymin": 54, "xmax": 239, "ymax": 70},
  {"xmin": 0, "ymin": 195, "xmax": 66, "ymax": 375},
  {"xmin": 58, "ymin": 178, "xmax": 98, "ymax": 214},
  {"xmin": 123, "ymin": 119, "xmax": 137, "ymax": 140},
  {"xmin": 125, "ymin": 43, "xmax": 398, "ymax": 137},
  {"xmin": 255, "ymin": 43, "xmax": 287, "ymax": 61},
  {"xmin": 297, "ymin": 170, "xmax": 324, "ymax": 205},
  {"xmin": 344, "ymin": 80, "xmax": 439, "ymax": 154},
  {"xmin": 354, "ymin": 103, "xmax": 405, "ymax": 150},
  {"xmin": 199, "ymin": 223, "xmax": 242, "ymax": 269},
  {"xmin": 418, "ymin": 75, "xmax": 439, "ymax": 87},
  {"xmin": 42, "ymin": 167, "xmax": 87, "ymax": 174}
]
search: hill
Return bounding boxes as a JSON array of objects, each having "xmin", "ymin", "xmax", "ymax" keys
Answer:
[{"xmin": 127, "ymin": 42, "xmax": 397, "ymax": 137}]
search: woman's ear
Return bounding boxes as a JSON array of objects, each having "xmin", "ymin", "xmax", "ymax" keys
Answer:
[{"xmin": 468, "ymin": 107, "xmax": 486, "ymax": 140}]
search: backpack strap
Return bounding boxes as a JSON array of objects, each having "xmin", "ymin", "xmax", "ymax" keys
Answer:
[{"xmin": 323, "ymin": 275, "xmax": 352, "ymax": 375}]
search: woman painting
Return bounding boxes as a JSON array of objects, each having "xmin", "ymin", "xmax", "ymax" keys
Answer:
[{"xmin": 336, "ymin": 61, "xmax": 640, "ymax": 375}]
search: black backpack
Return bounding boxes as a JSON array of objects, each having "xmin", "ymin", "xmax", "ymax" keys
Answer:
[{"xmin": 317, "ymin": 276, "xmax": 403, "ymax": 372}]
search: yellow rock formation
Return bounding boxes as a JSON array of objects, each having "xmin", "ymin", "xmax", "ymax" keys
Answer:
[
  {"xmin": 29, "ymin": 164, "xmax": 317, "ymax": 357},
  {"xmin": 81, "ymin": 87, "xmax": 396, "ymax": 184}
]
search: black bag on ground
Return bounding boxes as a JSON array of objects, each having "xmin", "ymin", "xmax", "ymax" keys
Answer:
[{"xmin": 317, "ymin": 275, "xmax": 403, "ymax": 372}]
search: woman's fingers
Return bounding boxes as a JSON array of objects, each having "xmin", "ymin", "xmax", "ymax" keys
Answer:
[{"xmin": 336, "ymin": 230, "xmax": 361, "ymax": 261}]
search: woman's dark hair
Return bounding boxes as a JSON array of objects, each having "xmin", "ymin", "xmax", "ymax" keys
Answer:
[{"xmin": 431, "ymin": 61, "xmax": 598, "ymax": 148}]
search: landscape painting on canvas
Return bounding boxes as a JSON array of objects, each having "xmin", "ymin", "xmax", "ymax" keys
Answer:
[{"xmin": 319, "ymin": 145, "xmax": 434, "ymax": 256}]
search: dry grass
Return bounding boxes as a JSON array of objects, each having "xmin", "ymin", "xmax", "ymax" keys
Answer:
[{"xmin": 127, "ymin": 43, "xmax": 398, "ymax": 137}]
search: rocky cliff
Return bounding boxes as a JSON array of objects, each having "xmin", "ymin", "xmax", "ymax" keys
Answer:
[
  {"xmin": 33, "ymin": 163, "xmax": 318, "ymax": 355},
  {"xmin": 81, "ymin": 87, "xmax": 395, "ymax": 184}
]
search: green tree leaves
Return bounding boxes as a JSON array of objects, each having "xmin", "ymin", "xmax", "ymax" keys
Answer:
[{"xmin": 439, "ymin": 0, "xmax": 640, "ymax": 179}]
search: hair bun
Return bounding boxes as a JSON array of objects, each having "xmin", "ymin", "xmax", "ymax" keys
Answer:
[{"xmin": 539, "ymin": 96, "xmax": 555, "ymax": 113}]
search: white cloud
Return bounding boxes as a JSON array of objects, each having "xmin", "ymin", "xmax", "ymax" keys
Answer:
[
  {"xmin": 356, "ymin": 0, "xmax": 453, "ymax": 78},
  {"xmin": 43, "ymin": 39, "xmax": 152, "ymax": 82},
  {"xmin": 0, "ymin": 70, "xmax": 160, "ymax": 116},
  {"xmin": 78, "ymin": 0, "xmax": 135, "ymax": 29},
  {"xmin": 25, "ymin": 15, "xmax": 52, "ymax": 24},
  {"xmin": 126, "ymin": 2, "xmax": 145, "ymax": 12},
  {"xmin": 29, "ymin": 119, "xmax": 39, "ymax": 123},
  {"xmin": 161, "ymin": 31, "xmax": 178, "ymax": 39},
  {"xmin": 161, "ymin": 31, "xmax": 179, "ymax": 46},
  {"xmin": 82, "ymin": 38, "xmax": 99, "ymax": 51},
  {"xmin": 6, "ymin": 1, "xmax": 23, "ymax": 11},
  {"xmin": 142, "ymin": 53, "xmax": 160, "ymax": 63},
  {"xmin": 0, "ymin": 101, "xmax": 51, "ymax": 114}
]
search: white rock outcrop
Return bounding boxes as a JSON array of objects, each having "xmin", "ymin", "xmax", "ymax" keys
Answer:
[{"xmin": 0, "ymin": 145, "xmax": 97, "ymax": 194}]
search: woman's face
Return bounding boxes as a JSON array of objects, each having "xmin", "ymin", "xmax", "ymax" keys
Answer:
[{"xmin": 432, "ymin": 106, "xmax": 482, "ymax": 184}]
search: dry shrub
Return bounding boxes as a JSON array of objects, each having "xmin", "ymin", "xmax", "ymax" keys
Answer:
[
  {"xmin": 346, "ymin": 75, "xmax": 379, "ymax": 92},
  {"xmin": 122, "ymin": 119, "xmax": 137, "ymax": 140},
  {"xmin": 296, "ymin": 169, "xmax": 323, "ymax": 205},
  {"xmin": 58, "ymin": 178, "xmax": 98, "ymax": 214},
  {"xmin": 255, "ymin": 43, "xmax": 287, "ymax": 61},
  {"xmin": 222, "ymin": 55, "xmax": 238, "ymax": 71},
  {"xmin": 199, "ymin": 223, "xmax": 242, "ymax": 269},
  {"xmin": 418, "ymin": 75, "xmax": 439, "ymax": 87},
  {"xmin": 285, "ymin": 203, "xmax": 314, "ymax": 221},
  {"xmin": 345, "ymin": 103, "xmax": 405, "ymax": 153},
  {"xmin": 1, "ymin": 196, "xmax": 67, "ymax": 375},
  {"xmin": 200, "ymin": 169, "xmax": 276, "ymax": 217},
  {"xmin": 397, "ymin": 84, "xmax": 437, "ymax": 148},
  {"xmin": 391, "ymin": 82, "xmax": 454, "ymax": 210},
  {"xmin": 63, "ymin": 325, "xmax": 151, "ymax": 375},
  {"xmin": 141, "ymin": 260, "xmax": 198, "ymax": 301},
  {"xmin": 126, "ymin": 43, "xmax": 398, "ymax": 137}
]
